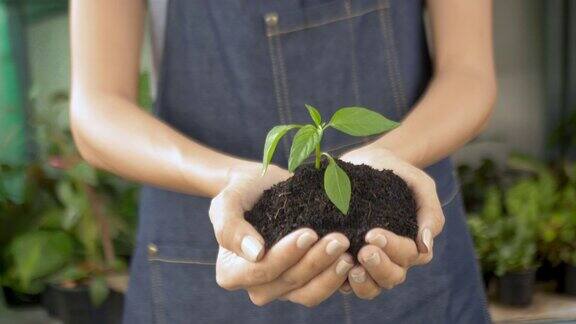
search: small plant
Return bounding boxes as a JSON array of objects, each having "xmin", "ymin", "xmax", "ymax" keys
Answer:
[{"xmin": 262, "ymin": 105, "xmax": 399, "ymax": 214}]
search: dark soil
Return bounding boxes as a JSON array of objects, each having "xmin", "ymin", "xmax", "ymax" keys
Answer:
[{"xmin": 245, "ymin": 159, "xmax": 418, "ymax": 258}]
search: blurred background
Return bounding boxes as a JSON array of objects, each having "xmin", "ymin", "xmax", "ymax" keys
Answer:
[{"xmin": 0, "ymin": 1, "xmax": 575, "ymax": 323}]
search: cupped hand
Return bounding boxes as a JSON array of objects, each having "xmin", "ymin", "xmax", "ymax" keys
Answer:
[
  {"xmin": 209, "ymin": 164, "xmax": 354, "ymax": 307},
  {"xmin": 339, "ymin": 146, "xmax": 445, "ymax": 299}
]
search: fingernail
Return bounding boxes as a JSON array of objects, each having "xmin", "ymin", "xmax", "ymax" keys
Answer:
[
  {"xmin": 363, "ymin": 252, "xmax": 381, "ymax": 266},
  {"xmin": 336, "ymin": 259, "xmax": 354, "ymax": 276},
  {"xmin": 422, "ymin": 228, "xmax": 433, "ymax": 253},
  {"xmin": 350, "ymin": 269, "xmax": 366, "ymax": 283},
  {"xmin": 241, "ymin": 236, "xmax": 263, "ymax": 262},
  {"xmin": 368, "ymin": 233, "xmax": 387, "ymax": 248},
  {"xmin": 296, "ymin": 231, "xmax": 317, "ymax": 249},
  {"xmin": 326, "ymin": 240, "xmax": 346, "ymax": 256}
]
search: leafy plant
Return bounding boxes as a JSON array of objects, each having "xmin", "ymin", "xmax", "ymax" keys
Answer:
[
  {"xmin": 468, "ymin": 180, "xmax": 541, "ymax": 276},
  {"xmin": 262, "ymin": 105, "xmax": 399, "ymax": 214}
]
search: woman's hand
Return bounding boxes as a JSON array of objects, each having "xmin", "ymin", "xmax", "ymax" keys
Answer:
[
  {"xmin": 210, "ymin": 164, "xmax": 354, "ymax": 307},
  {"xmin": 339, "ymin": 146, "xmax": 445, "ymax": 299}
]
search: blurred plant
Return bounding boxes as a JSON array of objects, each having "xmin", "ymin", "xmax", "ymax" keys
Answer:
[
  {"xmin": 467, "ymin": 174, "xmax": 542, "ymax": 276},
  {"xmin": 1, "ymin": 88, "xmax": 139, "ymax": 306},
  {"xmin": 458, "ymin": 158, "xmax": 502, "ymax": 213}
]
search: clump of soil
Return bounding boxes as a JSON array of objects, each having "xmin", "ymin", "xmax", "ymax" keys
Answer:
[{"xmin": 245, "ymin": 159, "xmax": 418, "ymax": 258}]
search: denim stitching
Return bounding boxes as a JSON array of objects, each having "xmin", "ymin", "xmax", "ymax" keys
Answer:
[
  {"xmin": 266, "ymin": 5, "xmax": 389, "ymax": 37},
  {"xmin": 345, "ymin": 0, "xmax": 361, "ymax": 105},
  {"xmin": 275, "ymin": 34, "xmax": 293, "ymax": 126},
  {"xmin": 149, "ymin": 257, "xmax": 216, "ymax": 266},
  {"xmin": 342, "ymin": 294, "xmax": 353, "ymax": 324},
  {"xmin": 266, "ymin": 27, "xmax": 291, "ymax": 159},
  {"xmin": 383, "ymin": 6, "xmax": 408, "ymax": 114},
  {"xmin": 148, "ymin": 259, "xmax": 167, "ymax": 324},
  {"xmin": 378, "ymin": 2, "xmax": 408, "ymax": 118}
]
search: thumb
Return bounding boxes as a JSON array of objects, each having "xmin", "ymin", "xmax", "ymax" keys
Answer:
[{"xmin": 209, "ymin": 189, "xmax": 266, "ymax": 262}]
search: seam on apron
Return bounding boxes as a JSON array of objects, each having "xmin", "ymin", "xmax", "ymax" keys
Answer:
[
  {"xmin": 266, "ymin": 26, "xmax": 291, "ymax": 160},
  {"xmin": 441, "ymin": 179, "xmax": 460, "ymax": 207},
  {"xmin": 266, "ymin": 5, "xmax": 389, "ymax": 37},
  {"xmin": 149, "ymin": 257, "xmax": 216, "ymax": 266},
  {"xmin": 275, "ymin": 33, "xmax": 293, "ymax": 126},
  {"xmin": 342, "ymin": 294, "xmax": 353, "ymax": 324},
  {"xmin": 378, "ymin": 0, "xmax": 407, "ymax": 119},
  {"xmin": 345, "ymin": 0, "xmax": 361, "ymax": 105},
  {"xmin": 148, "ymin": 259, "xmax": 167, "ymax": 324}
]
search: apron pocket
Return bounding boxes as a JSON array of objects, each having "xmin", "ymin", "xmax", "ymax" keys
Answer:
[{"xmin": 262, "ymin": 0, "xmax": 406, "ymax": 158}]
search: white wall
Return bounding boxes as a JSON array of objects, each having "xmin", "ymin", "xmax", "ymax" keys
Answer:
[{"xmin": 453, "ymin": 0, "xmax": 545, "ymax": 166}]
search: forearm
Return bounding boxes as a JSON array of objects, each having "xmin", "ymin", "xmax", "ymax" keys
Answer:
[
  {"xmin": 370, "ymin": 67, "xmax": 497, "ymax": 168},
  {"xmin": 71, "ymin": 90, "xmax": 257, "ymax": 197}
]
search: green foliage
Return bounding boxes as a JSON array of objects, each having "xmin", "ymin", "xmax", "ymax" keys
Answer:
[
  {"xmin": 89, "ymin": 276, "xmax": 110, "ymax": 307},
  {"xmin": 467, "ymin": 154, "xmax": 576, "ymax": 276},
  {"xmin": 1, "ymin": 89, "xmax": 138, "ymax": 305},
  {"xmin": 329, "ymin": 107, "xmax": 399, "ymax": 136},
  {"xmin": 262, "ymin": 125, "xmax": 300, "ymax": 174},
  {"xmin": 262, "ymin": 105, "xmax": 398, "ymax": 214},
  {"xmin": 288, "ymin": 125, "xmax": 321, "ymax": 172},
  {"xmin": 323, "ymin": 155, "xmax": 351, "ymax": 215},
  {"xmin": 4, "ymin": 231, "xmax": 75, "ymax": 293}
]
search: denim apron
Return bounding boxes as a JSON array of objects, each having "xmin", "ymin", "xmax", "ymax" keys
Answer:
[{"xmin": 123, "ymin": 0, "xmax": 491, "ymax": 323}]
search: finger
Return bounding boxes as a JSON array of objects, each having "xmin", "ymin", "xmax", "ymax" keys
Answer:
[
  {"xmin": 348, "ymin": 266, "xmax": 381, "ymax": 300},
  {"xmin": 216, "ymin": 228, "xmax": 318, "ymax": 290},
  {"xmin": 358, "ymin": 245, "xmax": 406, "ymax": 290},
  {"xmin": 365, "ymin": 228, "xmax": 419, "ymax": 267},
  {"xmin": 247, "ymin": 233, "xmax": 349, "ymax": 306},
  {"xmin": 209, "ymin": 189, "xmax": 266, "ymax": 262},
  {"xmin": 283, "ymin": 254, "xmax": 354, "ymax": 308}
]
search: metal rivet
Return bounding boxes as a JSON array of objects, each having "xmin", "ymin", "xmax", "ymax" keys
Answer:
[
  {"xmin": 264, "ymin": 12, "xmax": 278, "ymax": 27},
  {"xmin": 148, "ymin": 243, "xmax": 158, "ymax": 256}
]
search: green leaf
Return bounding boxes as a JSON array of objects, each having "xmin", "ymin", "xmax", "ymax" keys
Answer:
[
  {"xmin": 89, "ymin": 276, "xmax": 110, "ymax": 307},
  {"xmin": 329, "ymin": 107, "xmax": 399, "ymax": 136},
  {"xmin": 9, "ymin": 231, "xmax": 75, "ymax": 290},
  {"xmin": 324, "ymin": 157, "xmax": 351, "ymax": 214},
  {"xmin": 262, "ymin": 125, "xmax": 300, "ymax": 174},
  {"xmin": 305, "ymin": 104, "xmax": 322, "ymax": 126},
  {"xmin": 288, "ymin": 125, "xmax": 321, "ymax": 172}
]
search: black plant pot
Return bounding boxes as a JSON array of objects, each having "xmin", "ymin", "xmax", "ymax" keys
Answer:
[
  {"xmin": 557, "ymin": 263, "xmax": 576, "ymax": 296},
  {"xmin": 51, "ymin": 284, "xmax": 124, "ymax": 324},
  {"xmin": 482, "ymin": 271, "xmax": 493, "ymax": 291},
  {"xmin": 536, "ymin": 259, "xmax": 558, "ymax": 282},
  {"xmin": 497, "ymin": 269, "xmax": 535, "ymax": 307},
  {"xmin": 41, "ymin": 284, "xmax": 60, "ymax": 318},
  {"xmin": 2, "ymin": 286, "xmax": 41, "ymax": 307}
]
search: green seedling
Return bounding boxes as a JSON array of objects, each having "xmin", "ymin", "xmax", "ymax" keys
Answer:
[{"xmin": 262, "ymin": 105, "xmax": 399, "ymax": 214}]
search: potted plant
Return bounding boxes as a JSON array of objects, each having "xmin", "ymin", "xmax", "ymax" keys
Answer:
[
  {"xmin": 539, "ymin": 162, "xmax": 576, "ymax": 295},
  {"xmin": 245, "ymin": 105, "xmax": 417, "ymax": 257},
  {"xmin": 467, "ymin": 186, "xmax": 503, "ymax": 290},
  {"xmin": 0, "ymin": 161, "xmax": 62, "ymax": 308},
  {"xmin": 493, "ymin": 179, "xmax": 540, "ymax": 306},
  {"xmin": 32, "ymin": 90, "xmax": 135, "ymax": 323}
]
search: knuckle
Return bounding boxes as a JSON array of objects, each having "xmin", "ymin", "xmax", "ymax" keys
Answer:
[
  {"xmin": 299, "ymin": 298, "xmax": 320, "ymax": 308},
  {"xmin": 394, "ymin": 270, "xmax": 407, "ymax": 285},
  {"xmin": 249, "ymin": 266, "xmax": 270, "ymax": 284},
  {"xmin": 302, "ymin": 258, "xmax": 323, "ymax": 274},
  {"xmin": 280, "ymin": 274, "xmax": 301, "ymax": 289},
  {"xmin": 248, "ymin": 291, "xmax": 269, "ymax": 307},
  {"xmin": 359, "ymin": 288, "xmax": 381, "ymax": 300},
  {"xmin": 215, "ymin": 272, "xmax": 235, "ymax": 291}
]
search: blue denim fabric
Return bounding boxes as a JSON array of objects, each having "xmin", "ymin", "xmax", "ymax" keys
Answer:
[{"xmin": 123, "ymin": 0, "xmax": 491, "ymax": 323}]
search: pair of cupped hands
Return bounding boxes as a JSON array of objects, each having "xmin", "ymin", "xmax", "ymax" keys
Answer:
[{"xmin": 209, "ymin": 146, "xmax": 445, "ymax": 307}]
